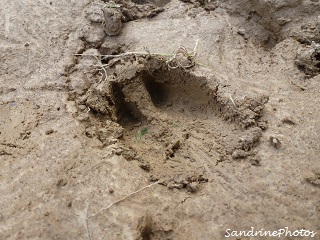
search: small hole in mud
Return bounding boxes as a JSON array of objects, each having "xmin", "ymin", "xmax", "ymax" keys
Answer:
[
  {"xmin": 111, "ymin": 82, "xmax": 142, "ymax": 126},
  {"xmin": 143, "ymin": 75, "xmax": 168, "ymax": 107},
  {"xmin": 297, "ymin": 64, "xmax": 306, "ymax": 72}
]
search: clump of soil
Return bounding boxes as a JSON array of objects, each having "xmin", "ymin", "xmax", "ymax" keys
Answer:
[
  {"xmin": 71, "ymin": 56, "xmax": 268, "ymax": 191},
  {"xmin": 80, "ymin": 0, "xmax": 166, "ymax": 63},
  {"xmin": 295, "ymin": 42, "xmax": 320, "ymax": 77},
  {"xmin": 103, "ymin": 7, "xmax": 123, "ymax": 36},
  {"xmin": 85, "ymin": 0, "xmax": 164, "ymax": 37},
  {"xmin": 179, "ymin": 0, "xmax": 219, "ymax": 11}
]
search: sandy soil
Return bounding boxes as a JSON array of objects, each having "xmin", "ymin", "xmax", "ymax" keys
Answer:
[{"xmin": 1, "ymin": 0, "xmax": 319, "ymax": 239}]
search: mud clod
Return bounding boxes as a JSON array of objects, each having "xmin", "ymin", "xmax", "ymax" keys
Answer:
[
  {"xmin": 103, "ymin": 7, "xmax": 123, "ymax": 36},
  {"xmin": 86, "ymin": 89, "xmax": 111, "ymax": 114},
  {"xmin": 165, "ymin": 140, "xmax": 181, "ymax": 158},
  {"xmin": 139, "ymin": 161, "xmax": 151, "ymax": 171},
  {"xmin": 305, "ymin": 168, "xmax": 320, "ymax": 187},
  {"xmin": 295, "ymin": 42, "xmax": 320, "ymax": 77},
  {"xmin": 281, "ymin": 116, "xmax": 296, "ymax": 125}
]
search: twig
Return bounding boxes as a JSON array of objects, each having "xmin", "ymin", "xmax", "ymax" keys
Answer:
[
  {"xmin": 290, "ymin": 80, "xmax": 307, "ymax": 91},
  {"xmin": 216, "ymin": 178, "xmax": 227, "ymax": 192},
  {"xmin": 85, "ymin": 201, "xmax": 93, "ymax": 240},
  {"xmin": 193, "ymin": 38, "xmax": 199, "ymax": 58},
  {"xmin": 229, "ymin": 95, "xmax": 237, "ymax": 109},
  {"xmin": 88, "ymin": 180, "xmax": 161, "ymax": 219}
]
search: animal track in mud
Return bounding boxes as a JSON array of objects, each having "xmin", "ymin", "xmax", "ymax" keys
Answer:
[{"xmin": 80, "ymin": 58, "xmax": 267, "ymax": 191}]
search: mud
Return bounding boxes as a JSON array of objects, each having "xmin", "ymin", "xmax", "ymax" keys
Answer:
[{"xmin": 1, "ymin": 0, "xmax": 320, "ymax": 239}]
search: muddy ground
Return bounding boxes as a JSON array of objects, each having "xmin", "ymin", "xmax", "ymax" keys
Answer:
[{"xmin": 1, "ymin": 0, "xmax": 319, "ymax": 239}]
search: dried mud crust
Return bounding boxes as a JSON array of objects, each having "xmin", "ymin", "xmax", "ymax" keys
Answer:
[{"xmin": 71, "ymin": 57, "xmax": 268, "ymax": 191}]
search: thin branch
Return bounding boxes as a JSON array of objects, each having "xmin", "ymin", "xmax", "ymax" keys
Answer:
[
  {"xmin": 193, "ymin": 38, "xmax": 200, "ymax": 58},
  {"xmin": 229, "ymin": 95, "xmax": 238, "ymax": 109}
]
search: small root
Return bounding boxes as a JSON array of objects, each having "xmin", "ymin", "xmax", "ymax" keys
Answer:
[{"xmin": 88, "ymin": 180, "xmax": 162, "ymax": 219}]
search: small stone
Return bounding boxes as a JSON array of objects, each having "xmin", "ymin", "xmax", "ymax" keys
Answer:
[
  {"xmin": 232, "ymin": 149, "xmax": 248, "ymax": 159},
  {"xmin": 167, "ymin": 181, "xmax": 183, "ymax": 189},
  {"xmin": 257, "ymin": 120, "xmax": 268, "ymax": 130},
  {"xmin": 237, "ymin": 28, "xmax": 245, "ymax": 36},
  {"xmin": 281, "ymin": 116, "xmax": 296, "ymax": 125},
  {"xmin": 166, "ymin": 181, "xmax": 175, "ymax": 189},
  {"xmin": 171, "ymin": 140, "xmax": 180, "ymax": 150},
  {"xmin": 77, "ymin": 113, "xmax": 89, "ymax": 122},
  {"xmin": 78, "ymin": 104, "xmax": 87, "ymax": 111},
  {"xmin": 250, "ymin": 158, "xmax": 261, "ymax": 166},
  {"xmin": 187, "ymin": 182, "xmax": 198, "ymax": 193},
  {"xmin": 270, "ymin": 136, "xmax": 281, "ymax": 149},
  {"xmin": 277, "ymin": 17, "xmax": 291, "ymax": 26},
  {"xmin": 139, "ymin": 162, "xmax": 151, "ymax": 172},
  {"xmin": 45, "ymin": 129, "xmax": 54, "ymax": 135},
  {"xmin": 57, "ymin": 178, "xmax": 68, "ymax": 187},
  {"xmin": 85, "ymin": 3, "xmax": 105, "ymax": 23},
  {"xmin": 121, "ymin": 148, "xmax": 136, "ymax": 160},
  {"xmin": 85, "ymin": 127, "xmax": 96, "ymax": 138}
]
